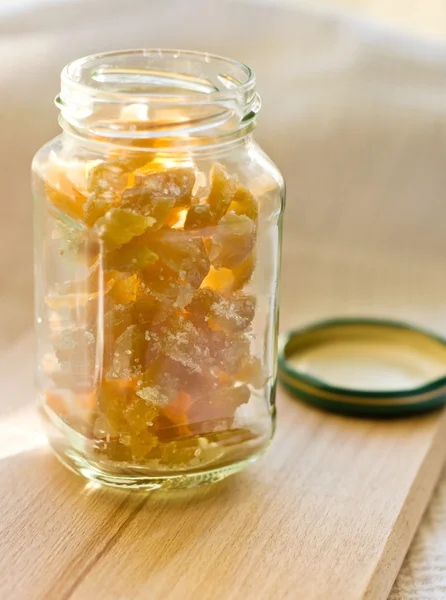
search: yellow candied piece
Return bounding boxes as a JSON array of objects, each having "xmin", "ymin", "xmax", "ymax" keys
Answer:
[
  {"xmin": 93, "ymin": 208, "xmax": 155, "ymax": 248},
  {"xmin": 105, "ymin": 242, "xmax": 158, "ymax": 272},
  {"xmin": 201, "ymin": 266, "xmax": 235, "ymax": 293},
  {"xmin": 187, "ymin": 288, "xmax": 256, "ymax": 333},
  {"xmin": 209, "ymin": 213, "xmax": 256, "ymax": 269},
  {"xmin": 228, "ymin": 186, "xmax": 258, "ymax": 221},
  {"xmin": 200, "ymin": 253, "xmax": 255, "ymax": 293},
  {"xmin": 124, "ymin": 429, "xmax": 159, "ymax": 459},
  {"xmin": 147, "ymin": 234, "xmax": 210, "ymax": 289},
  {"xmin": 109, "ymin": 274, "xmax": 141, "ymax": 304},
  {"xmin": 207, "ymin": 163, "xmax": 238, "ymax": 222}
]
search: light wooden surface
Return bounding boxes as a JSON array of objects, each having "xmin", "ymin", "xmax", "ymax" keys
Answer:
[
  {"xmin": 1, "ymin": 332, "xmax": 446, "ymax": 600},
  {"xmin": 2, "ymin": 1, "xmax": 446, "ymax": 598}
]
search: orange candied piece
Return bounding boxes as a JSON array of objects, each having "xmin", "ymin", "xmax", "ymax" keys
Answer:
[
  {"xmin": 105, "ymin": 242, "xmax": 158, "ymax": 272},
  {"xmin": 189, "ymin": 384, "xmax": 250, "ymax": 426},
  {"xmin": 184, "ymin": 204, "xmax": 212, "ymax": 230},
  {"xmin": 209, "ymin": 213, "xmax": 256, "ymax": 269},
  {"xmin": 93, "ymin": 208, "xmax": 155, "ymax": 248},
  {"xmin": 45, "ymin": 175, "xmax": 86, "ymax": 221},
  {"xmin": 159, "ymin": 391, "xmax": 192, "ymax": 439},
  {"xmin": 109, "ymin": 274, "xmax": 141, "ymax": 304},
  {"xmin": 228, "ymin": 186, "xmax": 258, "ymax": 221},
  {"xmin": 207, "ymin": 163, "xmax": 237, "ymax": 222},
  {"xmin": 141, "ymin": 261, "xmax": 194, "ymax": 308},
  {"xmin": 45, "ymin": 390, "xmax": 69, "ymax": 416},
  {"xmin": 133, "ymin": 167, "xmax": 195, "ymax": 208},
  {"xmin": 147, "ymin": 233, "xmax": 210, "ymax": 288}
]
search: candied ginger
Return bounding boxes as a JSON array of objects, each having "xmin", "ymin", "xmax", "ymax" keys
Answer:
[
  {"xmin": 46, "ymin": 156, "xmax": 264, "ymax": 468},
  {"xmin": 94, "ymin": 208, "xmax": 155, "ymax": 247},
  {"xmin": 209, "ymin": 213, "xmax": 256, "ymax": 269}
]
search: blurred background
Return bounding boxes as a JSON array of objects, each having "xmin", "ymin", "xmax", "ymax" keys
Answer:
[
  {"xmin": 2, "ymin": 0, "xmax": 446, "ymax": 350},
  {"xmin": 1, "ymin": 1, "xmax": 446, "ymax": 596}
]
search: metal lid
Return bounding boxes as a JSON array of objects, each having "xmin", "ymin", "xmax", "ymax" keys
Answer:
[{"xmin": 278, "ymin": 318, "xmax": 446, "ymax": 417}]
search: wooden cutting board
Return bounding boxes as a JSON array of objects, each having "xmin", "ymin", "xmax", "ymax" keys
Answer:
[{"xmin": 1, "ymin": 330, "xmax": 445, "ymax": 600}]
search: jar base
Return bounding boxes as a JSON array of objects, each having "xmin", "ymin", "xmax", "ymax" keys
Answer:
[{"xmin": 52, "ymin": 446, "xmax": 264, "ymax": 491}]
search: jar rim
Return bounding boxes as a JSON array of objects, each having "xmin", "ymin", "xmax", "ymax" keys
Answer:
[
  {"xmin": 57, "ymin": 48, "xmax": 260, "ymax": 144},
  {"xmin": 60, "ymin": 48, "xmax": 256, "ymax": 105}
]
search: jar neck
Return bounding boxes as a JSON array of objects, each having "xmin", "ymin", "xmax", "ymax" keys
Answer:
[{"xmin": 56, "ymin": 49, "xmax": 261, "ymax": 152}]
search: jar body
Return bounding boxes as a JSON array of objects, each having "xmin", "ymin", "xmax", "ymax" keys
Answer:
[{"xmin": 33, "ymin": 130, "xmax": 283, "ymax": 490}]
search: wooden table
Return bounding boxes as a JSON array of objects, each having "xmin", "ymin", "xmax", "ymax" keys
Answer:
[{"xmin": 2, "ymin": 1, "xmax": 446, "ymax": 598}]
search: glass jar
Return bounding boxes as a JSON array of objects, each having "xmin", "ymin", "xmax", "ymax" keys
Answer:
[{"xmin": 32, "ymin": 50, "xmax": 284, "ymax": 490}]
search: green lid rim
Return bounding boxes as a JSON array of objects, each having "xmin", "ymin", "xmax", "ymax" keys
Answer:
[{"xmin": 278, "ymin": 317, "xmax": 446, "ymax": 415}]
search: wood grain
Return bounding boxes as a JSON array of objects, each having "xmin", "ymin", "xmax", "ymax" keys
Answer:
[
  {"xmin": 1, "ymin": 333, "xmax": 446, "ymax": 600},
  {"xmin": 2, "ymin": 1, "xmax": 446, "ymax": 599}
]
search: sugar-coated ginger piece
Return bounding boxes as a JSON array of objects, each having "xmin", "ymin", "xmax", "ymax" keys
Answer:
[
  {"xmin": 133, "ymin": 167, "xmax": 195, "ymax": 207},
  {"xmin": 187, "ymin": 288, "xmax": 255, "ymax": 333},
  {"xmin": 209, "ymin": 213, "xmax": 256, "ymax": 269},
  {"xmin": 207, "ymin": 163, "xmax": 237, "ymax": 222},
  {"xmin": 121, "ymin": 186, "xmax": 175, "ymax": 229},
  {"xmin": 147, "ymin": 233, "xmax": 210, "ymax": 288},
  {"xmin": 228, "ymin": 186, "xmax": 258, "ymax": 221},
  {"xmin": 87, "ymin": 157, "xmax": 144, "ymax": 194},
  {"xmin": 45, "ymin": 176, "xmax": 86, "ymax": 221},
  {"xmin": 109, "ymin": 274, "xmax": 141, "ymax": 304},
  {"xmin": 84, "ymin": 189, "xmax": 119, "ymax": 227},
  {"xmin": 140, "ymin": 261, "xmax": 194, "ymax": 308},
  {"xmin": 184, "ymin": 204, "xmax": 212, "ymax": 230},
  {"xmin": 105, "ymin": 242, "xmax": 158, "ymax": 272},
  {"xmin": 94, "ymin": 208, "xmax": 155, "ymax": 248}
]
